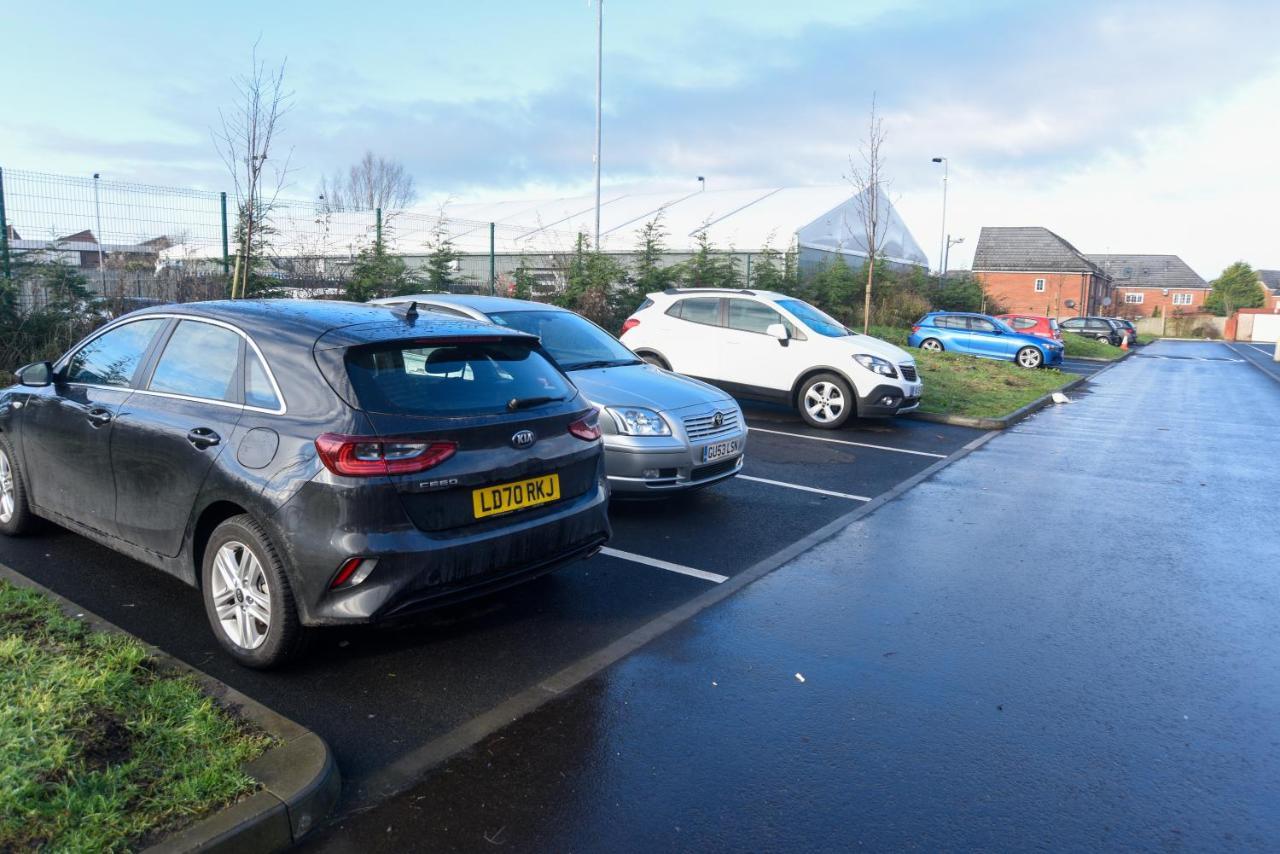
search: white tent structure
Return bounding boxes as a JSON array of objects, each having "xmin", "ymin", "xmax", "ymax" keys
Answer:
[{"xmin": 431, "ymin": 184, "xmax": 929, "ymax": 267}]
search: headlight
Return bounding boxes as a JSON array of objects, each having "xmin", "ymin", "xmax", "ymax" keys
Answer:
[
  {"xmin": 853, "ymin": 354, "xmax": 898, "ymax": 378},
  {"xmin": 605, "ymin": 406, "xmax": 672, "ymax": 436}
]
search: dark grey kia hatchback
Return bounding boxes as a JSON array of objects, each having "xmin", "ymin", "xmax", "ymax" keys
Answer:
[{"xmin": 0, "ymin": 300, "xmax": 611, "ymax": 667}]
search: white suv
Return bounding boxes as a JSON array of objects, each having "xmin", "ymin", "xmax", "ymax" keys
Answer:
[{"xmin": 620, "ymin": 289, "xmax": 922, "ymax": 429}]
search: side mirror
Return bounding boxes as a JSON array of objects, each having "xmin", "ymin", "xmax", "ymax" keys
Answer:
[
  {"xmin": 17, "ymin": 362, "xmax": 54, "ymax": 387},
  {"xmin": 765, "ymin": 323, "xmax": 789, "ymax": 342}
]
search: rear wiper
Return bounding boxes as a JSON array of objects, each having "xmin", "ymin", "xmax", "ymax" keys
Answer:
[
  {"xmin": 567, "ymin": 358, "xmax": 640, "ymax": 370},
  {"xmin": 507, "ymin": 395, "xmax": 565, "ymax": 411}
]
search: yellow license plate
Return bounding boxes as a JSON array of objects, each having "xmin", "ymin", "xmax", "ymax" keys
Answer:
[{"xmin": 472, "ymin": 473, "xmax": 561, "ymax": 519}]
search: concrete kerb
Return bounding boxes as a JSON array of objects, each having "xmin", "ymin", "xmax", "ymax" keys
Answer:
[
  {"xmin": 1066, "ymin": 349, "xmax": 1134, "ymax": 363},
  {"xmin": 0, "ymin": 563, "xmax": 340, "ymax": 853},
  {"xmin": 351, "ymin": 422, "xmax": 1006, "ymax": 810},
  {"xmin": 1227, "ymin": 342, "xmax": 1280, "ymax": 387}
]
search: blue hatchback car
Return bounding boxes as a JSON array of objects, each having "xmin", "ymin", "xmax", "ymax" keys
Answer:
[{"xmin": 908, "ymin": 312, "xmax": 1064, "ymax": 368}]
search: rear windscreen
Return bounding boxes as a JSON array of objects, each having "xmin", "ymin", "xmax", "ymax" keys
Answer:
[{"xmin": 345, "ymin": 340, "xmax": 574, "ymax": 416}]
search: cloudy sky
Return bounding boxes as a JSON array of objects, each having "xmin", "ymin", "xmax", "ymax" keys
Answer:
[{"xmin": 4, "ymin": 0, "xmax": 1278, "ymax": 276}]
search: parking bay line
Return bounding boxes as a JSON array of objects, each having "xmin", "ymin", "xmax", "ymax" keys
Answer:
[
  {"xmin": 737, "ymin": 474, "xmax": 870, "ymax": 502},
  {"xmin": 599, "ymin": 547, "xmax": 729, "ymax": 584},
  {"xmin": 747, "ymin": 426, "xmax": 948, "ymax": 459}
]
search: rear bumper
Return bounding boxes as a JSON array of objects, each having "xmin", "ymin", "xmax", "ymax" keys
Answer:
[{"xmin": 292, "ymin": 478, "xmax": 611, "ymax": 625}]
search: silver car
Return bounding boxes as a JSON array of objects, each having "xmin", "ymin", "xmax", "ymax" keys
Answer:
[{"xmin": 371, "ymin": 294, "xmax": 746, "ymax": 497}]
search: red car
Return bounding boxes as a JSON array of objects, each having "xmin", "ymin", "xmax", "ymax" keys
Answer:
[{"xmin": 997, "ymin": 314, "xmax": 1062, "ymax": 342}]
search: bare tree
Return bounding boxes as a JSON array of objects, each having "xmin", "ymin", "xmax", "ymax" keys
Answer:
[
  {"xmin": 845, "ymin": 94, "xmax": 890, "ymax": 333},
  {"xmin": 318, "ymin": 152, "xmax": 417, "ymax": 213},
  {"xmin": 213, "ymin": 42, "xmax": 292, "ymax": 298}
]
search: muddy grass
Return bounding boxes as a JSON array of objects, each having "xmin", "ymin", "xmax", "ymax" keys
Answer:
[{"xmin": 0, "ymin": 580, "xmax": 272, "ymax": 851}]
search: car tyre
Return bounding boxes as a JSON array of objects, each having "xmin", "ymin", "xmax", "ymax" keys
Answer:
[
  {"xmin": 0, "ymin": 436, "xmax": 37, "ymax": 536},
  {"xmin": 920, "ymin": 338, "xmax": 944, "ymax": 352},
  {"xmin": 639, "ymin": 352, "xmax": 669, "ymax": 369},
  {"xmin": 1015, "ymin": 346, "xmax": 1043, "ymax": 369},
  {"xmin": 797, "ymin": 372, "xmax": 855, "ymax": 429},
  {"xmin": 201, "ymin": 514, "xmax": 309, "ymax": 669}
]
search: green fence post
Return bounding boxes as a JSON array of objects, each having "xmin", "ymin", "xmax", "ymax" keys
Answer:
[
  {"xmin": 219, "ymin": 192, "xmax": 230, "ymax": 278},
  {"xmin": 0, "ymin": 167, "xmax": 11, "ymax": 281},
  {"xmin": 489, "ymin": 222, "xmax": 496, "ymax": 295},
  {"xmin": 745, "ymin": 253, "xmax": 752, "ymax": 288},
  {"xmin": 375, "ymin": 207, "xmax": 383, "ymax": 250}
]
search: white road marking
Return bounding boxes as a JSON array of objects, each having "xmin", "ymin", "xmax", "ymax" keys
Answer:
[
  {"xmin": 737, "ymin": 474, "xmax": 870, "ymax": 502},
  {"xmin": 748, "ymin": 426, "xmax": 947, "ymax": 459},
  {"xmin": 599, "ymin": 547, "xmax": 728, "ymax": 584}
]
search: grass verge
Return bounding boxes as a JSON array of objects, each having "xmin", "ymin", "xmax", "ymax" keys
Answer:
[
  {"xmin": 865, "ymin": 326, "xmax": 1076, "ymax": 419},
  {"xmin": 1062, "ymin": 333, "xmax": 1124, "ymax": 360},
  {"xmin": 0, "ymin": 580, "xmax": 271, "ymax": 851},
  {"xmin": 1136, "ymin": 333, "xmax": 1158, "ymax": 345},
  {"xmin": 913, "ymin": 350, "xmax": 1072, "ymax": 418}
]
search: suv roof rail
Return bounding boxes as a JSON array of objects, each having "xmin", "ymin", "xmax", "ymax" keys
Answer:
[{"xmin": 661, "ymin": 287, "xmax": 757, "ymax": 296}]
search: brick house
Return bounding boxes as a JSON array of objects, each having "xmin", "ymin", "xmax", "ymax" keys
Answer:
[
  {"xmin": 1086, "ymin": 254, "xmax": 1209, "ymax": 318},
  {"xmin": 972, "ymin": 227, "xmax": 1112, "ymax": 318},
  {"xmin": 1258, "ymin": 270, "xmax": 1280, "ymax": 313}
]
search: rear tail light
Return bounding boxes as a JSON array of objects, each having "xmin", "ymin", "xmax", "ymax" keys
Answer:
[
  {"xmin": 620, "ymin": 317, "xmax": 640, "ymax": 334},
  {"xmin": 911, "ymin": 325, "xmax": 921, "ymax": 333},
  {"xmin": 568, "ymin": 411, "xmax": 602, "ymax": 441},
  {"xmin": 315, "ymin": 434, "xmax": 457, "ymax": 477}
]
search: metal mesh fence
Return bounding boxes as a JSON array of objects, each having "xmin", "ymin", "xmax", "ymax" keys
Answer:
[{"xmin": 0, "ymin": 167, "xmax": 617, "ymax": 311}]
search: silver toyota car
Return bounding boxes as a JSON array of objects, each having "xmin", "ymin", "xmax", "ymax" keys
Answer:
[{"xmin": 372, "ymin": 294, "xmax": 746, "ymax": 497}]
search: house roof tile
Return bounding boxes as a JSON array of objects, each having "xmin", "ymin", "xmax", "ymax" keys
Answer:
[
  {"xmin": 972, "ymin": 227, "xmax": 1104, "ymax": 275},
  {"xmin": 1086, "ymin": 254, "xmax": 1208, "ymax": 290}
]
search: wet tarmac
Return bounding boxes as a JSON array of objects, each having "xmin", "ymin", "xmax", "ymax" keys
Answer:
[{"xmin": 305, "ymin": 340, "xmax": 1280, "ymax": 852}]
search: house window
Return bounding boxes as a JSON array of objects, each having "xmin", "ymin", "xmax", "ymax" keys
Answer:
[
  {"xmin": 1034, "ymin": 278, "xmax": 1046, "ymax": 292},
  {"xmin": 1172, "ymin": 293, "xmax": 1194, "ymax": 306},
  {"xmin": 1124, "ymin": 293, "xmax": 1144, "ymax": 304}
]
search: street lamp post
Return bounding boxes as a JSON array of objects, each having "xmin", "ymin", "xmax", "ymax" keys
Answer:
[
  {"xmin": 931, "ymin": 157, "xmax": 948, "ymax": 284},
  {"xmin": 593, "ymin": 0, "xmax": 603, "ymax": 249}
]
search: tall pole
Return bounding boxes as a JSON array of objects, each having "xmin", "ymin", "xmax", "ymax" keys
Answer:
[
  {"xmin": 593, "ymin": 0, "xmax": 603, "ymax": 249},
  {"xmin": 489, "ymin": 222, "xmax": 496, "ymax": 295},
  {"xmin": 0, "ymin": 167, "xmax": 11, "ymax": 281},
  {"xmin": 92, "ymin": 173, "xmax": 107, "ymax": 294},
  {"xmin": 932, "ymin": 157, "xmax": 948, "ymax": 285},
  {"xmin": 220, "ymin": 192, "xmax": 230, "ymax": 278}
]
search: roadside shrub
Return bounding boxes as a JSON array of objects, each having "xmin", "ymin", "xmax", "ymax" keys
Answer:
[
  {"xmin": 1, "ymin": 258, "xmax": 105, "ymax": 383},
  {"xmin": 871, "ymin": 289, "xmax": 931, "ymax": 329}
]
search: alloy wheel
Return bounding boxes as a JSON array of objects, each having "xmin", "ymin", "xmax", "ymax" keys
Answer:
[
  {"xmin": 0, "ymin": 449, "xmax": 14, "ymax": 524},
  {"xmin": 1018, "ymin": 348, "xmax": 1043, "ymax": 368},
  {"xmin": 804, "ymin": 381, "xmax": 845, "ymax": 423},
  {"xmin": 210, "ymin": 541, "xmax": 272, "ymax": 650},
  {"xmin": 921, "ymin": 339, "xmax": 943, "ymax": 351}
]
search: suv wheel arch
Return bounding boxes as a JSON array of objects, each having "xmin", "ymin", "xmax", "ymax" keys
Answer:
[{"xmin": 792, "ymin": 367, "xmax": 858, "ymax": 415}]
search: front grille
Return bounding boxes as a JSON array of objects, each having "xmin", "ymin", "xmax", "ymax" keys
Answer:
[
  {"xmin": 692, "ymin": 457, "xmax": 739, "ymax": 481},
  {"xmin": 684, "ymin": 408, "xmax": 740, "ymax": 440},
  {"xmin": 899, "ymin": 364, "xmax": 918, "ymax": 382}
]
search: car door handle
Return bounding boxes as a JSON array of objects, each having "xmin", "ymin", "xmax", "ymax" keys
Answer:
[
  {"xmin": 186, "ymin": 427, "xmax": 221, "ymax": 449},
  {"xmin": 86, "ymin": 408, "xmax": 113, "ymax": 427}
]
